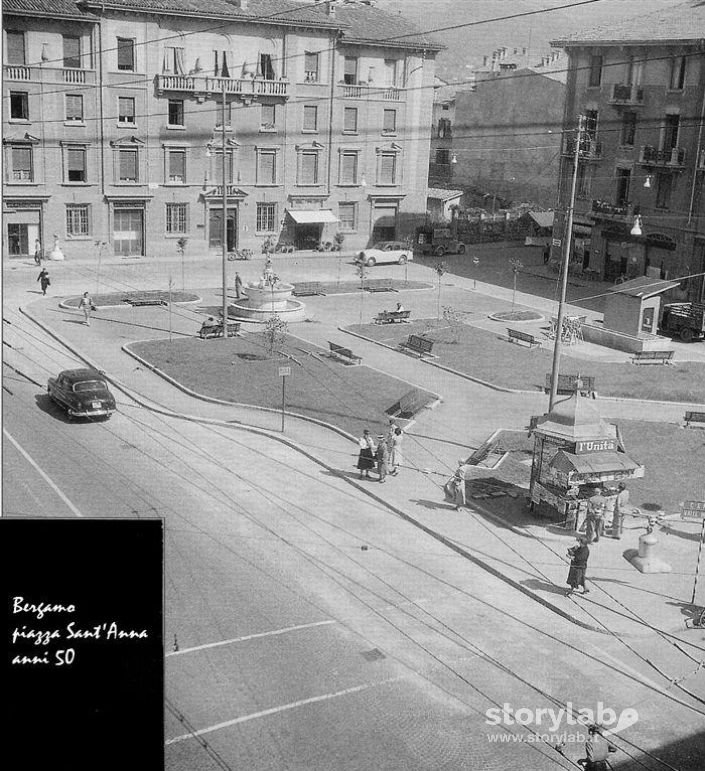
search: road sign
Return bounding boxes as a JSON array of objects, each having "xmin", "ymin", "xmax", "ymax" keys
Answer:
[
  {"xmin": 472, "ymin": 256, "xmax": 479, "ymax": 266},
  {"xmin": 278, "ymin": 366, "xmax": 291, "ymax": 377},
  {"xmin": 681, "ymin": 500, "xmax": 705, "ymax": 520},
  {"xmin": 552, "ymin": 238, "xmax": 561, "ymax": 247}
]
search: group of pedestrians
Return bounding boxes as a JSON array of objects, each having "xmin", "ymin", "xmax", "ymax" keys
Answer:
[{"xmin": 357, "ymin": 423, "xmax": 403, "ymax": 483}]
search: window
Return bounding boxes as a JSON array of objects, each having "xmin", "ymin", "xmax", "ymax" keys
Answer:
[
  {"xmin": 576, "ymin": 163, "xmax": 592, "ymax": 198},
  {"xmin": 11, "ymin": 146, "xmax": 33, "ymax": 181},
  {"xmin": 384, "ymin": 59, "xmax": 398, "ymax": 87},
  {"xmin": 10, "ymin": 91, "xmax": 28, "ymax": 121},
  {"xmin": 615, "ymin": 168, "xmax": 631, "ymax": 206},
  {"xmin": 118, "ymin": 97, "xmax": 135, "ymax": 124},
  {"xmin": 339, "ymin": 151, "xmax": 358, "ymax": 184},
  {"xmin": 215, "ymin": 101, "xmax": 232, "ymax": 130},
  {"xmin": 303, "ymin": 105, "xmax": 318, "ymax": 132},
  {"xmin": 343, "ymin": 56, "xmax": 358, "ymax": 85},
  {"xmin": 166, "ymin": 203, "xmax": 188, "ymax": 233},
  {"xmin": 343, "ymin": 107, "xmax": 358, "ymax": 133},
  {"xmin": 167, "ymin": 149, "xmax": 186, "ymax": 183},
  {"xmin": 620, "ymin": 111, "xmax": 636, "ymax": 146},
  {"xmin": 588, "ymin": 54, "xmax": 602, "ymax": 87},
  {"xmin": 66, "ymin": 205, "xmax": 90, "ymax": 236},
  {"xmin": 378, "ymin": 151, "xmax": 397, "ymax": 184},
  {"xmin": 338, "ymin": 202, "xmax": 356, "ymax": 232},
  {"xmin": 655, "ymin": 174, "xmax": 673, "ymax": 209},
  {"xmin": 299, "ymin": 150, "xmax": 319, "ymax": 184},
  {"xmin": 63, "ymin": 35, "xmax": 81, "ymax": 69},
  {"xmin": 67, "ymin": 147, "xmax": 86, "ymax": 182},
  {"xmin": 256, "ymin": 202, "xmax": 276, "ymax": 231},
  {"xmin": 260, "ymin": 103, "xmax": 276, "ymax": 131},
  {"xmin": 257, "ymin": 149, "xmax": 277, "ymax": 184},
  {"xmin": 663, "ymin": 114, "xmax": 680, "ymax": 150},
  {"xmin": 669, "ymin": 56, "xmax": 686, "ymax": 90},
  {"xmin": 214, "ymin": 50, "xmax": 230, "ymax": 78},
  {"xmin": 6, "ymin": 31, "xmax": 26, "ymax": 65},
  {"xmin": 304, "ymin": 51, "xmax": 319, "ymax": 82},
  {"xmin": 168, "ymin": 99, "xmax": 184, "ymax": 127},
  {"xmin": 437, "ymin": 118, "xmax": 451, "ymax": 138},
  {"xmin": 435, "ymin": 148, "xmax": 450, "ymax": 165},
  {"xmin": 210, "ymin": 149, "xmax": 234, "ymax": 185},
  {"xmin": 584, "ymin": 110, "xmax": 598, "ymax": 140},
  {"xmin": 162, "ymin": 47, "xmax": 185, "ymax": 75},
  {"xmin": 119, "ymin": 149, "xmax": 138, "ymax": 181},
  {"xmin": 66, "ymin": 94, "xmax": 84, "ymax": 123},
  {"xmin": 117, "ymin": 38, "xmax": 135, "ymax": 71},
  {"xmin": 258, "ymin": 53, "xmax": 275, "ymax": 80},
  {"xmin": 383, "ymin": 109, "xmax": 397, "ymax": 134}
]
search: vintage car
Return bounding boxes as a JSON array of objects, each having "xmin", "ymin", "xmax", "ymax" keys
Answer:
[
  {"xmin": 47, "ymin": 368, "xmax": 116, "ymax": 420},
  {"xmin": 355, "ymin": 241, "xmax": 413, "ymax": 267}
]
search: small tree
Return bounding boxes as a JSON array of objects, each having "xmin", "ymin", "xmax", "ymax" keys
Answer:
[
  {"xmin": 509, "ymin": 258, "xmax": 523, "ymax": 313},
  {"xmin": 442, "ymin": 305, "xmax": 463, "ymax": 343},
  {"xmin": 264, "ymin": 313, "xmax": 288, "ymax": 358},
  {"xmin": 177, "ymin": 237, "xmax": 188, "ymax": 291},
  {"xmin": 94, "ymin": 239, "xmax": 108, "ymax": 293},
  {"xmin": 434, "ymin": 261, "xmax": 446, "ymax": 322},
  {"xmin": 334, "ymin": 231, "xmax": 345, "ymax": 251}
]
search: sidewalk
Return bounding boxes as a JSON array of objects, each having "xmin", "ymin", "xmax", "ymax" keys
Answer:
[{"xmin": 14, "ymin": 258, "xmax": 705, "ymax": 644}]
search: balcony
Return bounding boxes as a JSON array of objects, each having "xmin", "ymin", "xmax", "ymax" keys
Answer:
[
  {"xmin": 591, "ymin": 199, "xmax": 632, "ymax": 218},
  {"xmin": 609, "ymin": 83, "xmax": 644, "ymax": 106},
  {"xmin": 4, "ymin": 64, "xmax": 96, "ymax": 85},
  {"xmin": 156, "ymin": 74, "xmax": 289, "ymax": 100},
  {"xmin": 338, "ymin": 83, "xmax": 404, "ymax": 101},
  {"xmin": 564, "ymin": 137, "xmax": 602, "ymax": 160},
  {"xmin": 638, "ymin": 145, "xmax": 686, "ymax": 167}
]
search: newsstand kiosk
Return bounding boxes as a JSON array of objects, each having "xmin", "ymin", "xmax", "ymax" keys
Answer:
[{"xmin": 529, "ymin": 390, "xmax": 644, "ymax": 529}]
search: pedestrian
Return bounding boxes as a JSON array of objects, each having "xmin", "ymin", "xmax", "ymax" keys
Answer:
[
  {"xmin": 586, "ymin": 486, "xmax": 606, "ymax": 543},
  {"xmin": 566, "ymin": 536, "xmax": 590, "ymax": 595},
  {"xmin": 612, "ymin": 482, "xmax": 629, "ymax": 539},
  {"xmin": 578, "ymin": 725, "xmax": 617, "ymax": 770},
  {"xmin": 78, "ymin": 291, "xmax": 95, "ymax": 325},
  {"xmin": 376, "ymin": 434, "xmax": 390, "ymax": 483},
  {"xmin": 446, "ymin": 459, "xmax": 468, "ymax": 510},
  {"xmin": 37, "ymin": 268, "xmax": 50, "ymax": 295},
  {"xmin": 543, "ymin": 246, "xmax": 550, "ymax": 264},
  {"xmin": 34, "ymin": 238, "xmax": 43, "ymax": 266},
  {"xmin": 395, "ymin": 302, "xmax": 405, "ymax": 312},
  {"xmin": 603, "ymin": 485, "xmax": 618, "ymax": 537},
  {"xmin": 356, "ymin": 429, "xmax": 376, "ymax": 479},
  {"xmin": 390, "ymin": 426, "xmax": 403, "ymax": 475},
  {"xmin": 234, "ymin": 272, "xmax": 243, "ymax": 299}
]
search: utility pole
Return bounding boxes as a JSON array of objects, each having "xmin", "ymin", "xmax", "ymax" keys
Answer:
[
  {"xmin": 548, "ymin": 114, "xmax": 584, "ymax": 410},
  {"xmin": 221, "ymin": 81, "xmax": 229, "ymax": 336}
]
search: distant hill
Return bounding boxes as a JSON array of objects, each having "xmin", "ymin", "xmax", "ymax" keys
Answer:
[{"xmin": 379, "ymin": 0, "xmax": 681, "ymax": 82}]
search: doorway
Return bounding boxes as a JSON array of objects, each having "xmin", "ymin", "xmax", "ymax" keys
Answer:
[
  {"xmin": 113, "ymin": 209, "xmax": 144, "ymax": 256},
  {"xmin": 294, "ymin": 223, "xmax": 321, "ymax": 250},
  {"xmin": 209, "ymin": 208, "xmax": 238, "ymax": 251},
  {"xmin": 5, "ymin": 210, "xmax": 40, "ymax": 258}
]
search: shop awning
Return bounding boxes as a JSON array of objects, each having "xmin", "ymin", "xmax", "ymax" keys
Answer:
[
  {"xmin": 550, "ymin": 450, "xmax": 641, "ymax": 476},
  {"xmin": 287, "ymin": 209, "xmax": 338, "ymax": 224}
]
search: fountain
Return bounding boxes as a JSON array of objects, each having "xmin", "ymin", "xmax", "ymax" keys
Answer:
[{"xmin": 228, "ymin": 260, "xmax": 306, "ymax": 323}]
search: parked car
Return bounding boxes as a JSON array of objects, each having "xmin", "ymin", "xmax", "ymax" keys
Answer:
[
  {"xmin": 355, "ymin": 241, "xmax": 413, "ymax": 267},
  {"xmin": 47, "ymin": 368, "xmax": 116, "ymax": 420},
  {"xmin": 414, "ymin": 225, "xmax": 466, "ymax": 257}
]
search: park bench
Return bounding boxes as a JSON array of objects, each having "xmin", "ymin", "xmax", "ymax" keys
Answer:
[
  {"xmin": 507, "ymin": 328, "xmax": 541, "ymax": 348},
  {"xmin": 374, "ymin": 310, "xmax": 411, "ymax": 324},
  {"xmin": 388, "ymin": 388, "xmax": 428, "ymax": 418},
  {"xmin": 544, "ymin": 373, "xmax": 596, "ymax": 398},
  {"xmin": 631, "ymin": 350, "xmax": 674, "ymax": 365},
  {"xmin": 328, "ymin": 341, "xmax": 362, "ymax": 365},
  {"xmin": 399, "ymin": 334, "xmax": 434, "ymax": 357},
  {"xmin": 124, "ymin": 298, "xmax": 167, "ymax": 307},
  {"xmin": 684, "ymin": 411, "xmax": 705, "ymax": 429},
  {"xmin": 199, "ymin": 321, "xmax": 241, "ymax": 339},
  {"xmin": 292, "ymin": 281, "xmax": 326, "ymax": 297},
  {"xmin": 365, "ymin": 278, "xmax": 395, "ymax": 293}
]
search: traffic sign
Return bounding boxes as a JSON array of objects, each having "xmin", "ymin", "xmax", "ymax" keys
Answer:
[
  {"xmin": 472, "ymin": 257, "xmax": 479, "ymax": 266},
  {"xmin": 681, "ymin": 500, "xmax": 705, "ymax": 520},
  {"xmin": 552, "ymin": 238, "xmax": 561, "ymax": 247},
  {"xmin": 278, "ymin": 366, "xmax": 291, "ymax": 377}
]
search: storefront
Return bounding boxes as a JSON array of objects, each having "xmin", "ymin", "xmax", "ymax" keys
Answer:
[
  {"xmin": 285, "ymin": 209, "xmax": 338, "ymax": 250},
  {"xmin": 4, "ymin": 198, "xmax": 46, "ymax": 259}
]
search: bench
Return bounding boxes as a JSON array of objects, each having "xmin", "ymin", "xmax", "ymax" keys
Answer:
[
  {"xmin": 374, "ymin": 310, "xmax": 411, "ymax": 324},
  {"xmin": 684, "ymin": 411, "xmax": 705, "ymax": 429},
  {"xmin": 398, "ymin": 388, "xmax": 428, "ymax": 417},
  {"xmin": 199, "ymin": 321, "xmax": 241, "ymax": 339},
  {"xmin": 292, "ymin": 281, "xmax": 326, "ymax": 297},
  {"xmin": 507, "ymin": 328, "xmax": 541, "ymax": 348},
  {"xmin": 365, "ymin": 278, "xmax": 395, "ymax": 293},
  {"xmin": 125, "ymin": 298, "xmax": 168, "ymax": 307},
  {"xmin": 631, "ymin": 350, "xmax": 674, "ymax": 365},
  {"xmin": 399, "ymin": 334, "xmax": 434, "ymax": 357},
  {"xmin": 544, "ymin": 373, "xmax": 596, "ymax": 398},
  {"xmin": 328, "ymin": 341, "xmax": 362, "ymax": 365}
]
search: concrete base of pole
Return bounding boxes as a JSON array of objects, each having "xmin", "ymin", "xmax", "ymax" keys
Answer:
[{"xmin": 625, "ymin": 532, "xmax": 672, "ymax": 573}]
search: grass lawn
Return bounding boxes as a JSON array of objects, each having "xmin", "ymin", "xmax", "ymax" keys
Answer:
[
  {"xmin": 64, "ymin": 290, "xmax": 198, "ymax": 308},
  {"xmin": 128, "ymin": 332, "xmax": 438, "ymax": 437},
  {"xmin": 349, "ymin": 319, "xmax": 705, "ymax": 403},
  {"xmin": 288, "ymin": 279, "xmax": 432, "ymax": 295}
]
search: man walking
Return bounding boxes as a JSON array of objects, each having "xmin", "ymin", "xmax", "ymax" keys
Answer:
[
  {"xmin": 566, "ymin": 536, "xmax": 590, "ymax": 595},
  {"xmin": 235, "ymin": 272, "xmax": 243, "ymax": 299},
  {"xmin": 376, "ymin": 434, "xmax": 390, "ymax": 483},
  {"xmin": 37, "ymin": 268, "xmax": 50, "ymax": 295},
  {"xmin": 612, "ymin": 482, "xmax": 630, "ymax": 539},
  {"xmin": 78, "ymin": 291, "xmax": 95, "ymax": 325},
  {"xmin": 578, "ymin": 725, "xmax": 617, "ymax": 770},
  {"xmin": 34, "ymin": 238, "xmax": 43, "ymax": 266},
  {"xmin": 586, "ymin": 487, "xmax": 607, "ymax": 543}
]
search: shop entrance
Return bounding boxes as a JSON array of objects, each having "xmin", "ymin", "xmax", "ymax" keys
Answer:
[
  {"xmin": 294, "ymin": 223, "xmax": 322, "ymax": 250},
  {"xmin": 5, "ymin": 209, "xmax": 40, "ymax": 258},
  {"xmin": 209, "ymin": 208, "xmax": 238, "ymax": 251},
  {"xmin": 113, "ymin": 209, "xmax": 144, "ymax": 256},
  {"xmin": 371, "ymin": 206, "xmax": 397, "ymax": 242}
]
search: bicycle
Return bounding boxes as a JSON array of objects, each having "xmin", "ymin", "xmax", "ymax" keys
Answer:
[{"xmin": 227, "ymin": 248, "xmax": 253, "ymax": 261}]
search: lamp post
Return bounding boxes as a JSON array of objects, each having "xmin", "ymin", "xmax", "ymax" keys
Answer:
[
  {"xmin": 221, "ymin": 81, "xmax": 229, "ymax": 336},
  {"xmin": 548, "ymin": 114, "xmax": 584, "ymax": 411}
]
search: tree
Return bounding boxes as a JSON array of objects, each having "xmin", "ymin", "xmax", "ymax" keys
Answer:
[
  {"xmin": 509, "ymin": 258, "xmax": 523, "ymax": 314},
  {"xmin": 177, "ymin": 237, "xmax": 188, "ymax": 291},
  {"xmin": 442, "ymin": 305, "xmax": 463, "ymax": 343},
  {"xmin": 434, "ymin": 261, "xmax": 446, "ymax": 321},
  {"xmin": 264, "ymin": 313, "xmax": 288, "ymax": 358}
]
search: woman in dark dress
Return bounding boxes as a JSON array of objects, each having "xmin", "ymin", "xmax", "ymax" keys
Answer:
[
  {"xmin": 357, "ymin": 429, "xmax": 376, "ymax": 479},
  {"xmin": 566, "ymin": 536, "xmax": 590, "ymax": 595}
]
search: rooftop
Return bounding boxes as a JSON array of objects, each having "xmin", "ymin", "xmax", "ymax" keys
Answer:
[
  {"xmin": 607, "ymin": 276, "xmax": 681, "ymax": 299},
  {"xmin": 427, "ymin": 188, "xmax": 464, "ymax": 202}
]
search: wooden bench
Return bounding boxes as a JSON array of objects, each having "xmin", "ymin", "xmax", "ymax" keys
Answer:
[
  {"xmin": 544, "ymin": 373, "xmax": 596, "ymax": 398},
  {"xmin": 631, "ymin": 350, "xmax": 674, "ymax": 365},
  {"xmin": 292, "ymin": 281, "xmax": 326, "ymax": 297},
  {"xmin": 399, "ymin": 334, "xmax": 434, "ymax": 357},
  {"xmin": 507, "ymin": 328, "xmax": 541, "ymax": 348},
  {"xmin": 374, "ymin": 310, "xmax": 411, "ymax": 324},
  {"xmin": 365, "ymin": 278, "xmax": 395, "ymax": 293},
  {"xmin": 199, "ymin": 321, "xmax": 241, "ymax": 339},
  {"xmin": 125, "ymin": 298, "xmax": 168, "ymax": 307},
  {"xmin": 328, "ymin": 341, "xmax": 362, "ymax": 365},
  {"xmin": 684, "ymin": 411, "xmax": 705, "ymax": 429}
]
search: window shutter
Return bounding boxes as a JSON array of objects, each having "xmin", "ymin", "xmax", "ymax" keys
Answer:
[
  {"xmin": 300, "ymin": 152, "xmax": 317, "ymax": 184},
  {"xmin": 344, "ymin": 108, "xmax": 357, "ymax": 132},
  {"xmin": 169, "ymin": 151, "xmax": 185, "ymax": 179},
  {"xmin": 260, "ymin": 151, "xmax": 275, "ymax": 183},
  {"xmin": 68, "ymin": 148, "xmax": 85, "ymax": 172},
  {"xmin": 380, "ymin": 153, "xmax": 395, "ymax": 183},
  {"xmin": 7, "ymin": 32, "xmax": 26, "ymax": 65},
  {"xmin": 13, "ymin": 146, "xmax": 31, "ymax": 171},
  {"xmin": 120, "ymin": 150, "xmax": 137, "ymax": 180},
  {"xmin": 341, "ymin": 152, "xmax": 357, "ymax": 184},
  {"xmin": 66, "ymin": 95, "xmax": 82, "ymax": 120},
  {"xmin": 303, "ymin": 106, "xmax": 317, "ymax": 131}
]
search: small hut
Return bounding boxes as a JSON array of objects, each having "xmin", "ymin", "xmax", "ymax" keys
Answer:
[{"xmin": 604, "ymin": 276, "xmax": 680, "ymax": 337}]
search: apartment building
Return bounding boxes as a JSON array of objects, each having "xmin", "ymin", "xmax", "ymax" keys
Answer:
[
  {"xmin": 551, "ymin": 1, "xmax": 705, "ymax": 301},
  {"xmin": 3, "ymin": 0, "xmax": 440, "ymax": 260}
]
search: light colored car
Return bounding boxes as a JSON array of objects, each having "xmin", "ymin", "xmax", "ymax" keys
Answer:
[
  {"xmin": 355, "ymin": 241, "xmax": 413, "ymax": 267},
  {"xmin": 47, "ymin": 368, "xmax": 116, "ymax": 420}
]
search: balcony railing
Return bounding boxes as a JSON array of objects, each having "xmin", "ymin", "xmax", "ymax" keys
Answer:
[
  {"xmin": 564, "ymin": 137, "xmax": 602, "ymax": 160},
  {"xmin": 609, "ymin": 83, "xmax": 644, "ymax": 105},
  {"xmin": 156, "ymin": 74, "xmax": 289, "ymax": 98},
  {"xmin": 4, "ymin": 64, "xmax": 96, "ymax": 85},
  {"xmin": 591, "ymin": 199, "xmax": 631, "ymax": 217},
  {"xmin": 5, "ymin": 64, "xmax": 31, "ymax": 80},
  {"xmin": 338, "ymin": 83, "xmax": 403, "ymax": 101},
  {"xmin": 638, "ymin": 145, "xmax": 686, "ymax": 167}
]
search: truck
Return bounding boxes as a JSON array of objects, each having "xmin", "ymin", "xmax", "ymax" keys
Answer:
[
  {"xmin": 660, "ymin": 302, "xmax": 705, "ymax": 343},
  {"xmin": 414, "ymin": 225, "xmax": 466, "ymax": 258}
]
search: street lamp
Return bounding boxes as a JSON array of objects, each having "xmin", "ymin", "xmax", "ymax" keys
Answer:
[{"xmin": 630, "ymin": 215, "xmax": 643, "ymax": 236}]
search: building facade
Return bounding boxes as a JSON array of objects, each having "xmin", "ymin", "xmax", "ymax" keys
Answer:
[
  {"xmin": 3, "ymin": 0, "xmax": 440, "ymax": 261},
  {"xmin": 551, "ymin": 2, "xmax": 705, "ymax": 302}
]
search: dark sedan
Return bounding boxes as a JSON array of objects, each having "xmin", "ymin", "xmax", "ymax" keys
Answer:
[{"xmin": 47, "ymin": 368, "xmax": 116, "ymax": 420}]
